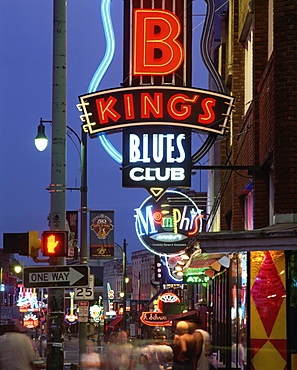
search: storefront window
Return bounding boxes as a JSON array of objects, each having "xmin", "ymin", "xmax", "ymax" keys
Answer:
[{"xmin": 230, "ymin": 253, "xmax": 247, "ymax": 369}]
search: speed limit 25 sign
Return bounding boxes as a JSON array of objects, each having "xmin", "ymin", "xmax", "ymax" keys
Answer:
[{"xmin": 74, "ymin": 274, "xmax": 94, "ymax": 300}]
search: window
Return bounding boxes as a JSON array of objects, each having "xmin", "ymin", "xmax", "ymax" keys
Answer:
[
  {"xmin": 268, "ymin": 0, "xmax": 273, "ymax": 59},
  {"xmin": 269, "ymin": 168, "xmax": 274, "ymax": 225},
  {"xmin": 244, "ymin": 190, "xmax": 254, "ymax": 230},
  {"xmin": 244, "ymin": 26, "xmax": 253, "ymax": 114}
]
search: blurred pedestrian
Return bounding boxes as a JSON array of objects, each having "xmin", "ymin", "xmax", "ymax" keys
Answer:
[
  {"xmin": 172, "ymin": 321, "xmax": 196, "ymax": 370},
  {"xmin": 188, "ymin": 317, "xmax": 210, "ymax": 370},
  {"xmin": 231, "ymin": 333, "xmax": 245, "ymax": 370},
  {"xmin": 0, "ymin": 321, "xmax": 36, "ymax": 370},
  {"xmin": 80, "ymin": 340, "xmax": 101, "ymax": 370},
  {"xmin": 139, "ymin": 334, "xmax": 173, "ymax": 370},
  {"xmin": 107, "ymin": 331, "xmax": 134, "ymax": 370}
]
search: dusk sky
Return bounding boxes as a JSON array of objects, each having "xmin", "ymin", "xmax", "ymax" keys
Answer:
[{"xmin": 0, "ymin": 0, "xmax": 209, "ymax": 264}]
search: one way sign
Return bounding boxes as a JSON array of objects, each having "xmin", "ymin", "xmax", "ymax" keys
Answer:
[{"xmin": 23, "ymin": 265, "xmax": 90, "ymax": 288}]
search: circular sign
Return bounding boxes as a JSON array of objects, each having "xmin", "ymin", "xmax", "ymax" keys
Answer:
[{"xmin": 134, "ymin": 190, "xmax": 204, "ymax": 256}]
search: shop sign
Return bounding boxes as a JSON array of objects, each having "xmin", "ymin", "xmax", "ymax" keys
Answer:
[
  {"xmin": 65, "ymin": 311, "xmax": 78, "ymax": 325},
  {"xmin": 23, "ymin": 314, "xmax": 39, "ymax": 329},
  {"xmin": 183, "ymin": 275, "xmax": 210, "ymax": 283},
  {"xmin": 122, "ymin": 127, "xmax": 191, "ymax": 191},
  {"xmin": 140, "ymin": 293, "xmax": 179, "ymax": 326},
  {"xmin": 135, "ymin": 190, "xmax": 204, "ymax": 256},
  {"xmin": 140, "ymin": 312, "xmax": 172, "ymax": 327},
  {"xmin": 79, "ymin": 86, "xmax": 234, "ymax": 137},
  {"xmin": 162, "ymin": 302, "xmax": 187, "ymax": 316},
  {"xmin": 77, "ymin": 3, "xmax": 235, "ymax": 199},
  {"xmin": 90, "ymin": 211, "xmax": 114, "ymax": 259}
]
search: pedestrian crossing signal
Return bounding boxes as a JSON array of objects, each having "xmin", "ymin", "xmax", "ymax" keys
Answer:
[{"xmin": 42, "ymin": 231, "xmax": 68, "ymax": 257}]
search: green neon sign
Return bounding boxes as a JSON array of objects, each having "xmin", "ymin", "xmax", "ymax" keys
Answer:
[{"xmin": 183, "ymin": 275, "xmax": 210, "ymax": 283}]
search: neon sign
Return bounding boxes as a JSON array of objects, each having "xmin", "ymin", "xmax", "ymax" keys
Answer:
[
  {"xmin": 122, "ymin": 127, "xmax": 191, "ymax": 192},
  {"xmin": 184, "ymin": 275, "xmax": 210, "ymax": 283},
  {"xmin": 140, "ymin": 292, "xmax": 180, "ymax": 326},
  {"xmin": 135, "ymin": 190, "xmax": 204, "ymax": 256},
  {"xmin": 90, "ymin": 304, "xmax": 103, "ymax": 323},
  {"xmin": 78, "ymin": 1, "xmax": 234, "ymax": 168},
  {"xmin": 133, "ymin": 9, "xmax": 183, "ymax": 76},
  {"xmin": 65, "ymin": 311, "xmax": 78, "ymax": 325},
  {"xmin": 78, "ymin": 86, "xmax": 234, "ymax": 137},
  {"xmin": 140, "ymin": 312, "xmax": 172, "ymax": 326},
  {"xmin": 23, "ymin": 314, "xmax": 39, "ymax": 329},
  {"xmin": 17, "ymin": 288, "xmax": 41, "ymax": 313}
]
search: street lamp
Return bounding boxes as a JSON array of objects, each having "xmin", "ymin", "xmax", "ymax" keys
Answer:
[
  {"xmin": 35, "ymin": 117, "xmax": 89, "ymax": 359},
  {"xmin": 126, "ymin": 272, "xmax": 141, "ymax": 311}
]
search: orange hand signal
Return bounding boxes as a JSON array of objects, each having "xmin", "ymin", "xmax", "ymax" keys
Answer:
[{"xmin": 46, "ymin": 235, "xmax": 59, "ymax": 253}]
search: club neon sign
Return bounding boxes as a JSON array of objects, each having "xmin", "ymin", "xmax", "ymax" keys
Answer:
[
  {"xmin": 122, "ymin": 127, "xmax": 192, "ymax": 192},
  {"xmin": 135, "ymin": 190, "xmax": 204, "ymax": 256}
]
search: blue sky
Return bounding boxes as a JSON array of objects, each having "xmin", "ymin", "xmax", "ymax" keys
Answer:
[{"xmin": 0, "ymin": 0, "xmax": 209, "ymax": 264}]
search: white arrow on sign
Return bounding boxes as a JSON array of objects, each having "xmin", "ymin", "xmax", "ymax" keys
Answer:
[{"xmin": 28, "ymin": 267, "xmax": 84, "ymax": 286}]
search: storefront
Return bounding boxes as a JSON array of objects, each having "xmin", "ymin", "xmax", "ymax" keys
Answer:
[{"xmin": 184, "ymin": 223, "xmax": 297, "ymax": 369}]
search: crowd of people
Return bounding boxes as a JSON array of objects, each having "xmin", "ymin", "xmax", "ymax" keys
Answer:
[
  {"xmin": 81, "ymin": 317, "xmax": 210, "ymax": 370},
  {"xmin": 0, "ymin": 318, "xmax": 211, "ymax": 370}
]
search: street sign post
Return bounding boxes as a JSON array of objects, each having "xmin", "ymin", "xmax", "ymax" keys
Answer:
[
  {"xmin": 74, "ymin": 274, "xmax": 94, "ymax": 300},
  {"xmin": 23, "ymin": 265, "xmax": 90, "ymax": 288},
  {"xmin": 78, "ymin": 301, "xmax": 89, "ymax": 323}
]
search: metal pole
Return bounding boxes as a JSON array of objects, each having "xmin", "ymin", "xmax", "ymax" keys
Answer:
[
  {"xmin": 46, "ymin": 1, "xmax": 66, "ymax": 369},
  {"xmin": 138, "ymin": 271, "xmax": 141, "ymax": 311},
  {"xmin": 122, "ymin": 239, "xmax": 127, "ymax": 331},
  {"xmin": 79, "ymin": 126, "xmax": 88, "ymax": 359}
]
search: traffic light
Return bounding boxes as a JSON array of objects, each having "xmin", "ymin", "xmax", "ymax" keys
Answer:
[
  {"xmin": 42, "ymin": 230, "xmax": 68, "ymax": 257},
  {"xmin": 3, "ymin": 231, "xmax": 41, "ymax": 257}
]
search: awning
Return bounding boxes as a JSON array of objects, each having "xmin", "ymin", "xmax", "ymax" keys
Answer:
[
  {"xmin": 108, "ymin": 316, "xmax": 122, "ymax": 328},
  {"xmin": 187, "ymin": 253, "xmax": 225, "ymax": 269},
  {"xmin": 193, "ymin": 222, "xmax": 297, "ymax": 253},
  {"xmin": 166, "ymin": 310, "xmax": 198, "ymax": 322}
]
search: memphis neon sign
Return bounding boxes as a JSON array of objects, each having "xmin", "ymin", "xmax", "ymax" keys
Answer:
[{"xmin": 135, "ymin": 190, "xmax": 204, "ymax": 256}]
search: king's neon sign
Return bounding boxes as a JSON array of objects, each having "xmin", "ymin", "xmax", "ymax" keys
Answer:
[
  {"xmin": 135, "ymin": 190, "xmax": 204, "ymax": 256},
  {"xmin": 133, "ymin": 9, "xmax": 183, "ymax": 75},
  {"xmin": 79, "ymin": 86, "xmax": 233, "ymax": 137},
  {"xmin": 78, "ymin": 3, "xmax": 235, "ymax": 168}
]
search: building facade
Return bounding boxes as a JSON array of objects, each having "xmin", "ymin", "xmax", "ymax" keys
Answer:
[{"xmin": 191, "ymin": 0, "xmax": 297, "ymax": 369}]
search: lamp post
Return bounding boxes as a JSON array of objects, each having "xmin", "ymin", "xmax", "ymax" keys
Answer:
[
  {"xmin": 126, "ymin": 272, "xmax": 141, "ymax": 311},
  {"xmin": 47, "ymin": 1, "xmax": 66, "ymax": 368},
  {"xmin": 35, "ymin": 120, "xmax": 88, "ymax": 358},
  {"xmin": 114, "ymin": 240, "xmax": 127, "ymax": 331}
]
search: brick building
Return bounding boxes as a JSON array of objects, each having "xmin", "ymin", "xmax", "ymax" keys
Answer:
[{"xmin": 185, "ymin": 0, "xmax": 297, "ymax": 369}]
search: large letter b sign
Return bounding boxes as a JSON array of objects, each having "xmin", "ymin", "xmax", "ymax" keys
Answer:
[{"xmin": 133, "ymin": 9, "xmax": 184, "ymax": 76}]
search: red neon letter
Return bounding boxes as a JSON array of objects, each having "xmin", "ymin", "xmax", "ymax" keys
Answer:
[
  {"xmin": 96, "ymin": 96, "xmax": 121, "ymax": 124},
  {"xmin": 167, "ymin": 94, "xmax": 199, "ymax": 120},
  {"xmin": 123, "ymin": 94, "xmax": 135, "ymax": 120},
  {"xmin": 141, "ymin": 93, "xmax": 163, "ymax": 118},
  {"xmin": 198, "ymin": 98, "xmax": 216, "ymax": 124},
  {"xmin": 133, "ymin": 9, "xmax": 184, "ymax": 76}
]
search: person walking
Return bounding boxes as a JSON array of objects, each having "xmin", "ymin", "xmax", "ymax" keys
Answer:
[
  {"xmin": 0, "ymin": 321, "xmax": 36, "ymax": 370},
  {"xmin": 189, "ymin": 318, "xmax": 210, "ymax": 370},
  {"xmin": 172, "ymin": 321, "xmax": 196, "ymax": 370},
  {"xmin": 80, "ymin": 340, "xmax": 101, "ymax": 370},
  {"xmin": 106, "ymin": 331, "xmax": 134, "ymax": 370}
]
